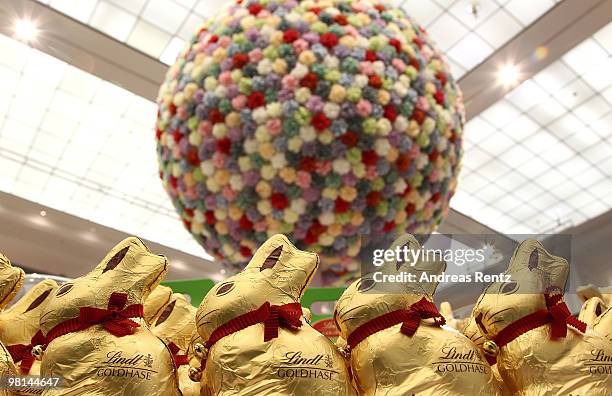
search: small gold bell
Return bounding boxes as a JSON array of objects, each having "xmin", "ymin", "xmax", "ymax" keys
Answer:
[
  {"xmin": 482, "ymin": 340, "xmax": 499, "ymax": 357},
  {"xmin": 194, "ymin": 343, "xmax": 208, "ymax": 359},
  {"xmin": 31, "ymin": 345, "xmax": 44, "ymax": 360},
  {"xmin": 337, "ymin": 345, "xmax": 351, "ymax": 359},
  {"xmin": 188, "ymin": 366, "xmax": 202, "ymax": 382}
]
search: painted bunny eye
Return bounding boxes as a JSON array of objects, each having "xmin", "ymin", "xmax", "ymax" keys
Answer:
[
  {"xmin": 357, "ymin": 278, "xmax": 376, "ymax": 292},
  {"xmin": 103, "ymin": 246, "xmax": 129, "ymax": 273},
  {"xmin": 260, "ymin": 246, "xmax": 282, "ymax": 271},
  {"xmin": 216, "ymin": 282, "xmax": 235, "ymax": 296},
  {"xmin": 501, "ymin": 281, "xmax": 519, "ymax": 295},
  {"xmin": 155, "ymin": 300, "xmax": 176, "ymax": 326},
  {"xmin": 24, "ymin": 289, "xmax": 52, "ymax": 312},
  {"xmin": 56, "ymin": 283, "xmax": 73, "ymax": 297},
  {"xmin": 528, "ymin": 249, "xmax": 539, "ymax": 271}
]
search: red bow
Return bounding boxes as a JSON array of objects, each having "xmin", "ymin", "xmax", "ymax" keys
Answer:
[
  {"xmin": 545, "ymin": 293, "xmax": 587, "ymax": 338},
  {"xmin": 79, "ymin": 292, "xmax": 143, "ymax": 337},
  {"xmin": 7, "ymin": 330, "xmax": 46, "ymax": 374},
  {"xmin": 168, "ymin": 342, "xmax": 189, "ymax": 366},
  {"xmin": 347, "ymin": 298, "xmax": 445, "ymax": 349},
  {"xmin": 205, "ymin": 302, "xmax": 303, "ymax": 350},
  {"xmin": 46, "ymin": 292, "xmax": 144, "ymax": 345}
]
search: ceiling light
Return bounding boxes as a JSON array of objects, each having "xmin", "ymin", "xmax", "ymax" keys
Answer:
[
  {"xmin": 14, "ymin": 18, "xmax": 39, "ymax": 43},
  {"xmin": 497, "ymin": 63, "xmax": 520, "ymax": 88},
  {"xmin": 39, "ymin": 210, "xmax": 47, "ymax": 217}
]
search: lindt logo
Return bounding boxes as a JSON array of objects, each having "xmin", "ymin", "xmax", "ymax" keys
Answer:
[
  {"xmin": 95, "ymin": 351, "xmax": 157, "ymax": 380},
  {"xmin": 585, "ymin": 349, "xmax": 612, "ymax": 375},
  {"xmin": 433, "ymin": 346, "xmax": 489, "ymax": 374},
  {"xmin": 275, "ymin": 351, "xmax": 337, "ymax": 380}
]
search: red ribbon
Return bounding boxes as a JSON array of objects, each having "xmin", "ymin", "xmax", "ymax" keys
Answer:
[
  {"xmin": 7, "ymin": 330, "xmax": 46, "ymax": 374},
  {"xmin": 168, "ymin": 342, "xmax": 189, "ymax": 367},
  {"xmin": 45, "ymin": 292, "xmax": 144, "ymax": 344},
  {"xmin": 487, "ymin": 293, "xmax": 587, "ymax": 364},
  {"xmin": 347, "ymin": 298, "xmax": 445, "ymax": 349},
  {"xmin": 205, "ymin": 302, "xmax": 303, "ymax": 350}
]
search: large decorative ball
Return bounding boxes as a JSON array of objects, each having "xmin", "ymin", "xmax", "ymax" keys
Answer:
[{"xmin": 156, "ymin": 0, "xmax": 464, "ymax": 281}]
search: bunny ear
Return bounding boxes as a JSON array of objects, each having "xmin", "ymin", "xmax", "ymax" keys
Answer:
[
  {"xmin": 246, "ymin": 234, "xmax": 318, "ymax": 299},
  {"xmin": 506, "ymin": 239, "xmax": 569, "ymax": 293}
]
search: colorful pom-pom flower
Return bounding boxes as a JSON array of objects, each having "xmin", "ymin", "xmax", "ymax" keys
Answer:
[{"xmin": 156, "ymin": 0, "xmax": 465, "ymax": 284}]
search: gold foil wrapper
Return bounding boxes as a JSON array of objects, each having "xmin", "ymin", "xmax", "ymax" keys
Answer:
[
  {"xmin": 0, "ymin": 253, "xmax": 24, "ymax": 395},
  {"xmin": 195, "ymin": 234, "xmax": 355, "ymax": 395},
  {"xmin": 38, "ymin": 237, "xmax": 181, "ymax": 395},
  {"xmin": 335, "ymin": 235, "xmax": 501, "ymax": 396},
  {"xmin": 468, "ymin": 239, "xmax": 612, "ymax": 395},
  {"xmin": 151, "ymin": 293, "xmax": 199, "ymax": 396},
  {"xmin": 144, "ymin": 285, "xmax": 173, "ymax": 325},
  {"xmin": 0, "ymin": 253, "xmax": 25, "ymax": 309}
]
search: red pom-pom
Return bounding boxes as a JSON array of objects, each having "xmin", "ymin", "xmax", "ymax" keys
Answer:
[
  {"xmin": 365, "ymin": 50, "xmax": 377, "ymax": 62},
  {"xmin": 312, "ymin": 112, "xmax": 331, "ymax": 131},
  {"xmin": 299, "ymin": 156, "xmax": 317, "ymax": 172},
  {"xmin": 168, "ymin": 103, "xmax": 177, "ymax": 115},
  {"xmin": 368, "ymin": 75, "xmax": 382, "ymax": 88},
  {"xmin": 300, "ymin": 72, "xmax": 318, "ymax": 90},
  {"xmin": 232, "ymin": 53, "xmax": 249, "ymax": 68},
  {"xmin": 187, "ymin": 147, "xmax": 200, "ymax": 166},
  {"xmin": 208, "ymin": 108, "xmax": 225, "ymax": 124},
  {"xmin": 335, "ymin": 198, "xmax": 350, "ymax": 213},
  {"xmin": 239, "ymin": 215, "xmax": 253, "ymax": 230},
  {"xmin": 340, "ymin": 131, "xmax": 358, "ymax": 147},
  {"xmin": 247, "ymin": 91, "xmax": 266, "ymax": 109},
  {"xmin": 383, "ymin": 104, "xmax": 398, "ymax": 122},
  {"xmin": 361, "ymin": 150, "xmax": 378, "ymax": 166},
  {"xmin": 334, "ymin": 14, "xmax": 348, "ymax": 25},
  {"xmin": 383, "ymin": 221, "xmax": 396, "ymax": 232},
  {"xmin": 216, "ymin": 137, "xmax": 232, "ymax": 154},
  {"xmin": 366, "ymin": 191, "xmax": 381, "ymax": 207},
  {"xmin": 396, "ymin": 153, "xmax": 411, "ymax": 172},
  {"xmin": 429, "ymin": 150, "xmax": 439, "ymax": 162},
  {"xmin": 411, "ymin": 108, "xmax": 426, "ymax": 125},
  {"xmin": 434, "ymin": 90, "xmax": 445, "ymax": 105},
  {"xmin": 271, "ymin": 193, "xmax": 289, "ymax": 210},
  {"xmin": 405, "ymin": 203, "xmax": 416, "ymax": 216},
  {"xmin": 320, "ymin": 32, "xmax": 339, "ymax": 48},
  {"xmin": 172, "ymin": 129, "xmax": 182, "ymax": 143},
  {"xmin": 389, "ymin": 38, "xmax": 401, "ymax": 53},
  {"xmin": 283, "ymin": 29, "xmax": 299, "ymax": 43},
  {"xmin": 240, "ymin": 246, "xmax": 252, "ymax": 257},
  {"xmin": 248, "ymin": 3, "xmax": 263, "ymax": 15},
  {"xmin": 205, "ymin": 211, "xmax": 216, "ymax": 225}
]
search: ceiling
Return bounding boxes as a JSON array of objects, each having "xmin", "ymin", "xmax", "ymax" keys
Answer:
[
  {"xmin": 455, "ymin": 21, "xmax": 612, "ymax": 233},
  {"xmin": 0, "ymin": 0, "xmax": 611, "ymax": 268},
  {"xmin": 31, "ymin": 0, "xmax": 561, "ymax": 73}
]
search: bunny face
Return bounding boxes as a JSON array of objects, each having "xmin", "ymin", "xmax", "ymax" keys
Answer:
[
  {"xmin": 40, "ymin": 237, "xmax": 167, "ymax": 335},
  {"xmin": 144, "ymin": 285, "xmax": 173, "ymax": 325},
  {"xmin": 152, "ymin": 293, "xmax": 196, "ymax": 350},
  {"xmin": 470, "ymin": 239, "xmax": 568, "ymax": 339},
  {"xmin": 196, "ymin": 234, "xmax": 318, "ymax": 341},
  {"xmin": 335, "ymin": 234, "xmax": 446, "ymax": 339},
  {"xmin": 0, "ymin": 279, "xmax": 57, "ymax": 346},
  {"xmin": 0, "ymin": 254, "xmax": 25, "ymax": 309}
]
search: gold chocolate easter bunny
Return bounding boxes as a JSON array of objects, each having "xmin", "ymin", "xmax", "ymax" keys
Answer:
[
  {"xmin": 467, "ymin": 239, "xmax": 612, "ymax": 395},
  {"xmin": 0, "ymin": 253, "xmax": 25, "ymax": 395},
  {"xmin": 0, "ymin": 278, "xmax": 57, "ymax": 376},
  {"xmin": 193, "ymin": 234, "xmax": 355, "ymax": 395},
  {"xmin": 38, "ymin": 237, "xmax": 181, "ymax": 395},
  {"xmin": 144, "ymin": 284, "xmax": 173, "ymax": 325},
  {"xmin": 151, "ymin": 293, "xmax": 200, "ymax": 396},
  {"xmin": 334, "ymin": 234, "xmax": 500, "ymax": 395}
]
